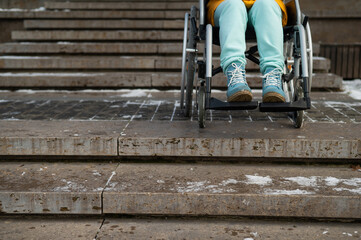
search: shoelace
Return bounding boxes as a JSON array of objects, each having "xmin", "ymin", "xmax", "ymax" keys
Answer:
[
  {"xmin": 227, "ymin": 63, "xmax": 246, "ymax": 87},
  {"xmin": 262, "ymin": 68, "xmax": 283, "ymax": 88}
]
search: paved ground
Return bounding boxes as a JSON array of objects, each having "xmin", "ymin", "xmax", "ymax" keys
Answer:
[
  {"xmin": 0, "ymin": 89, "xmax": 360, "ymax": 159},
  {"xmin": 1, "ymin": 216, "xmax": 360, "ymax": 240},
  {"xmin": 0, "ymin": 90, "xmax": 360, "ymax": 123}
]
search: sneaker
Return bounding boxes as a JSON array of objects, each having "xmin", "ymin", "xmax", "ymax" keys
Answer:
[
  {"xmin": 262, "ymin": 68, "xmax": 286, "ymax": 103},
  {"xmin": 226, "ymin": 62, "xmax": 253, "ymax": 102}
]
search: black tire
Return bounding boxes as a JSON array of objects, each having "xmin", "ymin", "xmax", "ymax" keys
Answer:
[
  {"xmin": 184, "ymin": 51, "xmax": 196, "ymax": 117},
  {"xmin": 198, "ymin": 85, "xmax": 206, "ymax": 128},
  {"xmin": 293, "ymin": 82, "xmax": 304, "ymax": 128}
]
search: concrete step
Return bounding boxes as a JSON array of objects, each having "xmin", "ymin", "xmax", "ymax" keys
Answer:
[
  {"xmin": 0, "ymin": 90, "xmax": 359, "ymax": 159},
  {"xmin": 0, "ymin": 56, "xmax": 331, "ymax": 72},
  {"xmin": 1, "ymin": 217, "xmax": 360, "ymax": 239},
  {"xmin": 0, "ymin": 10, "xmax": 186, "ymax": 19},
  {"xmin": 43, "ymin": 1, "xmax": 196, "ymax": 10},
  {"xmin": 11, "ymin": 30, "xmax": 182, "ymax": 41},
  {"xmin": 93, "ymin": 218, "xmax": 361, "ymax": 239},
  {"xmin": 0, "ymin": 42, "xmax": 216, "ymax": 55},
  {"xmin": 0, "ymin": 42, "xmax": 321, "ymax": 56},
  {"xmin": 23, "ymin": 20, "xmax": 185, "ymax": 30},
  {"xmin": 1, "ymin": 161, "xmax": 361, "ymax": 219},
  {"xmin": 0, "ymin": 9, "xmax": 360, "ymax": 20},
  {"xmin": 0, "ymin": 217, "xmax": 103, "ymax": 240},
  {"xmin": 0, "ymin": 72, "xmax": 342, "ymax": 89}
]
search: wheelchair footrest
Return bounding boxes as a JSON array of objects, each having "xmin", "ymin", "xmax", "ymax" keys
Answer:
[
  {"xmin": 207, "ymin": 97, "xmax": 258, "ymax": 110},
  {"xmin": 259, "ymin": 99, "xmax": 310, "ymax": 112}
]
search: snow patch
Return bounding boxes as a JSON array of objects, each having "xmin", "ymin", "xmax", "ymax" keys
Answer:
[
  {"xmin": 245, "ymin": 175, "xmax": 272, "ymax": 186},
  {"xmin": 53, "ymin": 179, "xmax": 87, "ymax": 192},
  {"xmin": 324, "ymin": 177, "xmax": 340, "ymax": 186},
  {"xmin": 343, "ymin": 79, "xmax": 361, "ymax": 100},
  {"xmin": 121, "ymin": 89, "xmax": 157, "ymax": 98},
  {"xmin": 92, "ymin": 170, "xmax": 101, "ymax": 177},
  {"xmin": 334, "ymin": 187, "xmax": 361, "ymax": 194},
  {"xmin": 284, "ymin": 176, "xmax": 318, "ymax": 187},
  {"xmin": 221, "ymin": 178, "xmax": 239, "ymax": 185},
  {"xmin": 264, "ymin": 189, "xmax": 315, "ymax": 195}
]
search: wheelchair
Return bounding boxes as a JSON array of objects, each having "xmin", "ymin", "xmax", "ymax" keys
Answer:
[{"xmin": 180, "ymin": 0, "xmax": 313, "ymax": 128}]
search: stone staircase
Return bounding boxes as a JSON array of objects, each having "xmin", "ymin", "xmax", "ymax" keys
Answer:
[
  {"xmin": 0, "ymin": 1, "xmax": 360, "ymax": 239},
  {"xmin": 0, "ymin": 0, "xmax": 343, "ymax": 89}
]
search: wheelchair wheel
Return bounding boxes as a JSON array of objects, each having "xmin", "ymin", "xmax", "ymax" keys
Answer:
[
  {"xmin": 198, "ymin": 85, "xmax": 206, "ymax": 128},
  {"xmin": 180, "ymin": 7, "xmax": 197, "ymax": 118},
  {"xmin": 293, "ymin": 81, "xmax": 304, "ymax": 128},
  {"xmin": 305, "ymin": 21, "xmax": 313, "ymax": 93},
  {"xmin": 180, "ymin": 13, "xmax": 189, "ymax": 113}
]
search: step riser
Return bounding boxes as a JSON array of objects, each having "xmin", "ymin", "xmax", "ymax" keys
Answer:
[
  {"xmin": 44, "ymin": 2, "xmax": 196, "ymax": 10},
  {"xmin": 0, "ymin": 130, "xmax": 359, "ymax": 159},
  {"xmin": 0, "ymin": 73, "xmax": 342, "ymax": 89},
  {"xmin": 0, "ymin": 43, "xmax": 321, "ymax": 56},
  {"xmin": 103, "ymin": 193, "xmax": 361, "ymax": 218},
  {"xmin": 0, "ymin": 43, "xmax": 210, "ymax": 55},
  {"xmin": 0, "ymin": 57, "xmax": 330, "ymax": 71},
  {"xmin": 12, "ymin": 30, "xmax": 182, "ymax": 41},
  {"xmin": 24, "ymin": 20, "xmax": 185, "ymax": 30},
  {"xmin": 0, "ymin": 11, "xmax": 186, "ymax": 19}
]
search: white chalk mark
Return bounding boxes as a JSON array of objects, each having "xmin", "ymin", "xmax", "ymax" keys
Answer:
[
  {"xmin": 267, "ymin": 114, "xmax": 274, "ymax": 122},
  {"xmin": 150, "ymin": 101, "xmax": 162, "ymax": 122},
  {"xmin": 324, "ymin": 115, "xmax": 335, "ymax": 123},
  {"xmin": 325, "ymin": 102, "xmax": 352, "ymax": 121},
  {"xmin": 246, "ymin": 110, "xmax": 253, "ymax": 122},
  {"xmin": 304, "ymin": 112, "xmax": 316, "ymax": 123},
  {"xmin": 120, "ymin": 100, "xmax": 145, "ymax": 136},
  {"xmin": 170, "ymin": 100, "xmax": 179, "ymax": 122},
  {"xmin": 105, "ymin": 171, "xmax": 116, "ymax": 187},
  {"xmin": 288, "ymin": 116, "xmax": 294, "ymax": 123},
  {"xmin": 38, "ymin": 100, "xmax": 51, "ymax": 107}
]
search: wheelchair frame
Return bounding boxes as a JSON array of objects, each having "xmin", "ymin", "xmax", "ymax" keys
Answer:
[{"xmin": 180, "ymin": 0, "xmax": 313, "ymax": 128}]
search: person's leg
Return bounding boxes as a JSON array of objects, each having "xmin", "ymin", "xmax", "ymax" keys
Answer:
[
  {"xmin": 214, "ymin": 0, "xmax": 252, "ymax": 102},
  {"xmin": 248, "ymin": 0, "xmax": 286, "ymax": 102},
  {"xmin": 214, "ymin": 0, "xmax": 248, "ymax": 71},
  {"xmin": 248, "ymin": 0, "xmax": 284, "ymax": 74}
]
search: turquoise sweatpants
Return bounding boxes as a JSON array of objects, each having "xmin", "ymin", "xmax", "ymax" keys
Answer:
[{"xmin": 214, "ymin": 0, "xmax": 284, "ymax": 74}]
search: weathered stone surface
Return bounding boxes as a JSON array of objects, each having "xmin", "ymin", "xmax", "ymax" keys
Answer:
[
  {"xmin": 0, "ymin": 72, "xmax": 339, "ymax": 89},
  {"xmin": 44, "ymin": 1, "xmax": 196, "ymax": 10},
  {"xmin": 97, "ymin": 218, "xmax": 361, "ymax": 239},
  {"xmin": 0, "ymin": 56, "xmax": 330, "ymax": 71},
  {"xmin": 118, "ymin": 133, "xmax": 360, "ymax": 159},
  {"xmin": 24, "ymin": 20, "xmax": 185, "ymax": 29},
  {"xmin": 11, "ymin": 30, "xmax": 182, "ymax": 41},
  {"xmin": 0, "ymin": 42, "xmax": 160, "ymax": 54},
  {"xmin": 103, "ymin": 163, "xmax": 361, "ymax": 218},
  {"xmin": 151, "ymin": 72, "xmax": 342, "ymax": 89},
  {"xmin": 0, "ymin": 72, "xmax": 152, "ymax": 87},
  {"xmin": 0, "ymin": 56, "xmax": 155, "ymax": 69},
  {"xmin": 0, "ymin": 10, "xmax": 186, "ymax": 19},
  {"xmin": 0, "ymin": 162, "xmax": 117, "ymax": 214},
  {"xmin": 0, "ymin": 217, "xmax": 102, "ymax": 239},
  {"xmin": 0, "ymin": 121, "xmax": 121, "ymax": 156}
]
